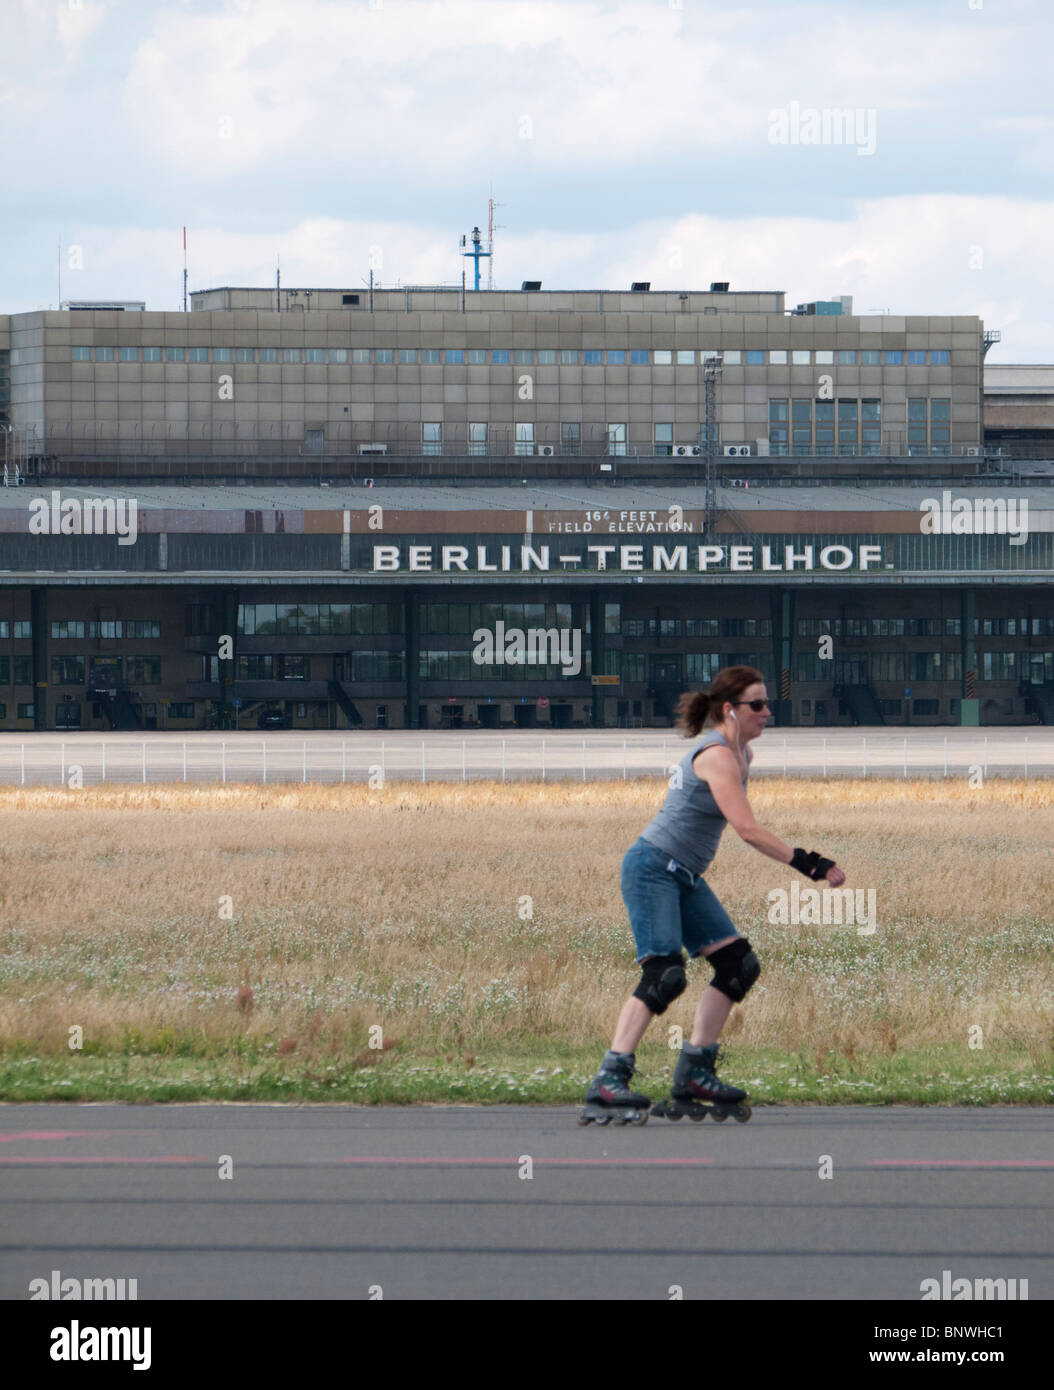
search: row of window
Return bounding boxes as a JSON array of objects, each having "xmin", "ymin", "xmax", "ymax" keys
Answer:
[
  {"xmin": 15, "ymin": 656, "xmax": 162, "ymax": 685},
  {"xmin": 70, "ymin": 346, "xmax": 953, "ymax": 367},
  {"xmin": 769, "ymin": 397, "xmax": 952, "ymax": 451},
  {"xmin": 50, "ymin": 621, "xmax": 161, "ymax": 640},
  {"xmin": 15, "ymin": 610, "xmax": 1051, "ymax": 648}
]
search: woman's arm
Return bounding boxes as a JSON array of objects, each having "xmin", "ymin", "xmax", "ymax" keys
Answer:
[{"xmin": 693, "ymin": 746, "xmax": 846, "ymax": 884}]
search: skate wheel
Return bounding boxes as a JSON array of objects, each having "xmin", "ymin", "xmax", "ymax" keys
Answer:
[
  {"xmin": 595, "ymin": 1114, "xmax": 612, "ymax": 1125},
  {"xmin": 689, "ymin": 1110, "xmax": 706, "ymax": 1122},
  {"xmin": 576, "ymin": 1111, "xmax": 593, "ymax": 1126},
  {"xmin": 614, "ymin": 1113, "xmax": 629, "ymax": 1125},
  {"xmin": 734, "ymin": 1104, "xmax": 752, "ymax": 1123},
  {"xmin": 711, "ymin": 1110, "xmax": 728, "ymax": 1122},
  {"xmin": 666, "ymin": 1108, "xmax": 682, "ymax": 1121},
  {"xmin": 629, "ymin": 1111, "xmax": 648, "ymax": 1126}
]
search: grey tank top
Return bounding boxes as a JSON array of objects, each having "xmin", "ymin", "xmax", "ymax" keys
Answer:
[{"xmin": 638, "ymin": 730, "xmax": 748, "ymax": 875}]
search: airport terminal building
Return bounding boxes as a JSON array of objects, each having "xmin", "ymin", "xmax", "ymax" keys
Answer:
[{"xmin": 0, "ymin": 280, "xmax": 1050, "ymax": 732}]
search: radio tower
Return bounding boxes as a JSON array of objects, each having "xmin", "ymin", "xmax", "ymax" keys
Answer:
[
  {"xmin": 701, "ymin": 355, "xmax": 722, "ymax": 529},
  {"xmin": 487, "ymin": 192, "xmax": 504, "ymax": 290}
]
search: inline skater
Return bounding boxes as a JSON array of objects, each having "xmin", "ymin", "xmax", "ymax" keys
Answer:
[{"xmin": 580, "ymin": 665, "xmax": 846, "ymax": 1125}]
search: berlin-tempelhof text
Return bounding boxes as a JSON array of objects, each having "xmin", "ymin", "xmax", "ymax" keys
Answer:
[{"xmin": 373, "ymin": 544, "xmax": 885, "ymax": 573}]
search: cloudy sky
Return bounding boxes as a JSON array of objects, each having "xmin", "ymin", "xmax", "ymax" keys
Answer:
[{"xmin": 2, "ymin": 0, "xmax": 1052, "ymax": 358}]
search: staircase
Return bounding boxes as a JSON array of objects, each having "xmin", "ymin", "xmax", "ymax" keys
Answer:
[
  {"xmin": 839, "ymin": 683, "xmax": 885, "ymax": 726},
  {"xmin": 328, "ymin": 680, "xmax": 364, "ymax": 727},
  {"xmin": 1025, "ymin": 684, "xmax": 1054, "ymax": 724},
  {"xmin": 88, "ymin": 686, "xmax": 142, "ymax": 730}
]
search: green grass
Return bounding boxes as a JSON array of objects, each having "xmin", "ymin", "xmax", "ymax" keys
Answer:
[{"xmin": 2, "ymin": 1044, "xmax": 1050, "ymax": 1105}]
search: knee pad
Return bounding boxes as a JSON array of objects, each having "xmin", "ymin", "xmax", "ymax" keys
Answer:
[
  {"xmin": 633, "ymin": 953, "xmax": 687, "ymax": 1015},
  {"xmin": 707, "ymin": 938, "xmax": 760, "ymax": 1003}
]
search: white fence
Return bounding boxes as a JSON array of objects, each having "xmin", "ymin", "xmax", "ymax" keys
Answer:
[{"xmin": 0, "ymin": 731, "xmax": 1050, "ymax": 787}]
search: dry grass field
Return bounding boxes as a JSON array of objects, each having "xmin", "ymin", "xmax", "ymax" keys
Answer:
[{"xmin": 1, "ymin": 779, "xmax": 1051, "ymax": 1102}]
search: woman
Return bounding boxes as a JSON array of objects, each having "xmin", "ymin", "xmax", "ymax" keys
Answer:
[{"xmin": 580, "ymin": 665, "xmax": 846, "ymax": 1125}]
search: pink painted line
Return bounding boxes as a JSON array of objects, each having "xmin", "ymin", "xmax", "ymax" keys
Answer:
[
  {"xmin": 0, "ymin": 1131, "xmax": 113, "ymax": 1142},
  {"xmin": 0, "ymin": 1155, "xmax": 207, "ymax": 1164},
  {"xmin": 868, "ymin": 1160, "xmax": 1054, "ymax": 1168},
  {"xmin": 338, "ymin": 1156, "xmax": 715, "ymax": 1167}
]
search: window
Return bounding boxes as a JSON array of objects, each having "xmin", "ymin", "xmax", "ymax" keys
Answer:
[
  {"xmin": 930, "ymin": 350, "xmax": 949, "ymax": 364},
  {"xmin": 422, "ymin": 422, "xmax": 442, "ymax": 456},
  {"xmin": 838, "ymin": 350, "xmax": 857, "ymax": 365},
  {"xmin": 305, "ymin": 348, "xmax": 325, "ymax": 363},
  {"xmin": 13, "ymin": 621, "xmax": 32, "ymax": 639},
  {"xmin": 89, "ymin": 621, "xmax": 123, "ymax": 638},
  {"xmin": 604, "ymin": 603, "xmax": 621, "ymax": 634},
  {"xmin": 353, "ymin": 348, "xmax": 371, "ymax": 364},
  {"xmin": 259, "ymin": 347, "xmax": 278, "ymax": 363},
  {"xmin": 51, "ymin": 621, "xmax": 85, "ymax": 639},
  {"xmin": 126, "ymin": 656, "xmax": 161, "ymax": 684},
  {"xmin": 870, "ymin": 653, "xmax": 905, "ymax": 682},
  {"xmin": 686, "ymin": 653, "xmax": 722, "ymax": 683},
  {"xmin": 982, "ymin": 652, "xmax": 1016, "ymax": 681},
  {"xmin": 561, "ymin": 422, "xmax": 580, "ymax": 454},
  {"xmin": 686, "ymin": 618, "xmax": 719, "ymax": 636},
  {"xmin": 169, "ymin": 702, "xmax": 194, "ymax": 719},
  {"xmin": 769, "ymin": 399, "xmax": 788, "ymax": 422},
  {"xmin": 375, "ymin": 348, "xmax": 394, "ymax": 363},
  {"xmin": 654, "ymin": 423, "xmax": 673, "ymax": 455},
  {"xmin": 282, "ymin": 348, "xmax": 300, "ymax": 363},
  {"xmin": 746, "ymin": 350, "xmax": 765, "ymax": 365},
  {"xmin": 468, "ymin": 349, "xmax": 487, "ymax": 364},
  {"xmin": 0, "ymin": 622, "xmax": 7, "ymax": 638},
  {"xmin": 420, "ymin": 349, "xmax": 440, "ymax": 364},
  {"xmin": 536, "ymin": 349, "xmax": 556, "ymax": 364},
  {"xmin": 238, "ymin": 655, "xmax": 273, "ymax": 680},
  {"xmin": 608, "ymin": 350, "xmax": 626, "ymax": 364},
  {"xmin": 214, "ymin": 348, "xmax": 232, "ymax": 362},
  {"xmin": 913, "ymin": 699, "xmax": 939, "ymax": 716},
  {"xmin": 814, "ymin": 350, "xmax": 834, "ymax": 364},
  {"xmin": 560, "ymin": 349, "xmax": 579, "ymax": 364},
  {"xmin": 630, "ymin": 350, "xmax": 649, "ymax": 364},
  {"xmin": 907, "ymin": 350, "xmax": 926, "ymax": 364},
  {"xmin": 653, "ymin": 350, "xmax": 673, "ymax": 365},
  {"xmin": 859, "ymin": 350, "xmax": 880, "ymax": 365},
  {"xmin": 622, "ymin": 618, "xmax": 645, "ymax": 636},
  {"xmin": 17, "ymin": 703, "xmax": 33, "ymax": 720},
  {"xmin": 188, "ymin": 347, "xmax": 209, "ymax": 362},
  {"xmin": 514, "ymin": 422, "xmax": 534, "ymax": 456},
  {"xmin": 14, "ymin": 656, "xmax": 32, "ymax": 684},
  {"xmin": 236, "ymin": 347, "xmax": 255, "ymax": 363},
  {"xmin": 166, "ymin": 347, "xmax": 185, "ymax": 362},
  {"xmin": 469, "ymin": 422, "xmax": 487, "ymax": 455},
  {"xmin": 119, "ymin": 346, "xmax": 137, "ymax": 361},
  {"xmin": 126, "ymin": 620, "xmax": 161, "ymax": 639},
  {"xmin": 515, "ymin": 350, "xmax": 534, "ymax": 364},
  {"xmin": 676, "ymin": 350, "xmax": 694, "ymax": 365},
  {"xmin": 769, "ymin": 349, "xmax": 787, "ymax": 364},
  {"xmin": 621, "ymin": 654, "xmax": 648, "ymax": 683},
  {"xmin": 342, "ymin": 293, "xmax": 360, "ymax": 306},
  {"xmin": 330, "ymin": 348, "xmax": 347, "ymax": 363},
  {"xmin": 792, "ymin": 350, "xmax": 810, "ymax": 365},
  {"xmin": 492, "ymin": 349, "xmax": 510, "ymax": 364},
  {"xmin": 721, "ymin": 350, "xmax": 741, "ymax": 364},
  {"xmin": 96, "ymin": 346, "xmax": 115, "ymax": 361},
  {"xmin": 398, "ymin": 349, "xmax": 417, "ymax": 363},
  {"xmin": 72, "ymin": 346, "xmax": 92, "ymax": 361},
  {"xmin": 51, "ymin": 655, "xmax": 86, "ymax": 684},
  {"xmin": 883, "ymin": 350, "xmax": 903, "ymax": 365},
  {"xmin": 607, "ymin": 423, "xmax": 627, "ymax": 456},
  {"xmin": 584, "ymin": 350, "xmax": 603, "ymax": 364}
]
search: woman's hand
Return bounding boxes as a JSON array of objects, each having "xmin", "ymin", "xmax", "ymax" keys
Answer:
[{"xmin": 826, "ymin": 865, "xmax": 846, "ymax": 887}]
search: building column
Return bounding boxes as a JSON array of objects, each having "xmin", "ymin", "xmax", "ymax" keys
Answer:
[
  {"xmin": 31, "ymin": 587, "xmax": 47, "ymax": 731},
  {"xmin": 769, "ymin": 587, "xmax": 794, "ymax": 727},
  {"xmin": 405, "ymin": 589, "xmax": 420, "ymax": 728},
  {"xmin": 960, "ymin": 587, "xmax": 978, "ymax": 725},
  {"xmin": 218, "ymin": 587, "xmax": 238, "ymax": 730},
  {"xmin": 590, "ymin": 589, "xmax": 604, "ymax": 727}
]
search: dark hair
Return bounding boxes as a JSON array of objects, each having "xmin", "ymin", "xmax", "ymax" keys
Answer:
[{"xmin": 674, "ymin": 665, "xmax": 766, "ymax": 737}]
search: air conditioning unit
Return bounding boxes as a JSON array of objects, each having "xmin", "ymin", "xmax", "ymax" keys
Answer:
[
  {"xmin": 536, "ymin": 444, "xmax": 555, "ymax": 456},
  {"xmin": 723, "ymin": 445, "xmax": 752, "ymax": 457},
  {"xmin": 964, "ymin": 447, "xmax": 981, "ymax": 457},
  {"xmin": 673, "ymin": 445, "xmax": 701, "ymax": 457},
  {"xmin": 358, "ymin": 444, "xmax": 388, "ymax": 455}
]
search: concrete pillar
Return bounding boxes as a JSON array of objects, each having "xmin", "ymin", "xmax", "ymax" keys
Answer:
[
  {"xmin": 405, "ymin": 589, "xmax": 420, "ymax": 728},
  {"xmin": 960, "ymin": 587, "xmax": 979, "ymax": 725},
  {"xmin": 30, "ymin": 587, "xmax": 47, "ymax": 730}
]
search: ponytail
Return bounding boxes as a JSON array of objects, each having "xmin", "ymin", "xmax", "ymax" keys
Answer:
[{"xmin": 674, "ymin": 665, "xmax": 766, "ymax": 737}]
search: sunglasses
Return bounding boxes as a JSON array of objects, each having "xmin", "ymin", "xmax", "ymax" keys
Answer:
[{"xmin": 733, "ymin": 699, "xmax": 770, "ymax": 712}]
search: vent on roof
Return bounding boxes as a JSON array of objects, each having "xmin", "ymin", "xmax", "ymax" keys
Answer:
[
  {"xmin": 631, "ymin": 282, "xmax": 651, "ymax": 292},
  {"xmin": 710, "ymin": 282, "xmax": 730, "ymax": 292},
  {"xmin": 521, "ymin": 280, "xmax": 542, "ymax": 292},
  {"xmin": 342, "ymin": 294, "xmax": 360, "ymax": 305}
]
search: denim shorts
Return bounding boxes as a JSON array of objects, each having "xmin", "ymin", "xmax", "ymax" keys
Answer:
[{"xmin": 620, "ymin": 836, "xmax": 740, "ymax": 962}]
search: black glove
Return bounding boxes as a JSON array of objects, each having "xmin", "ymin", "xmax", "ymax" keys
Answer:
[{"xmin": 790, "ymin": 848, "xmax": 837, "ymax": 881}]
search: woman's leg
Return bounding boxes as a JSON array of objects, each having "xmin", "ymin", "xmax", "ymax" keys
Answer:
[
  {"xmin": 690, "ymin": 933, "xmax": 740, "ymax": 1045},
  {"xmin": 610, "ymin": 992, "xmax": 654, "ymax": 1054}
]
